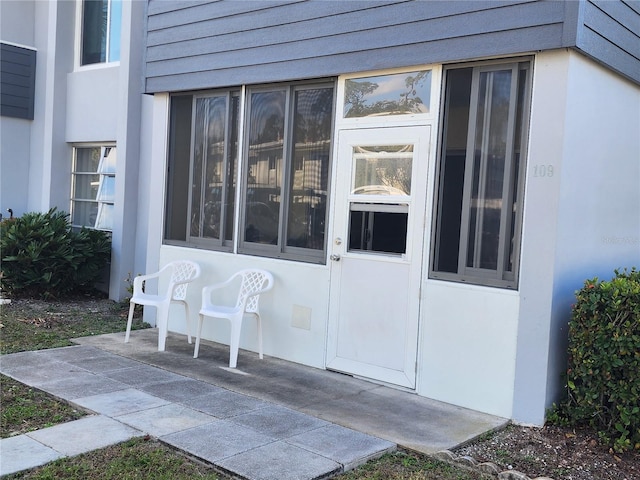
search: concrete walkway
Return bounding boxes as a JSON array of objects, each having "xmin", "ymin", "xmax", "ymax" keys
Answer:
[{"xmin": 0, "ymin": 329, "xmax": 508, "ymax": 478}]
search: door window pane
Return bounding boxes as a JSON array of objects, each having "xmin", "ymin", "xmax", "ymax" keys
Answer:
[
  {"xmin": 352, "ymin": 145, "xmax": 413, "ymax": 196},
  {"xmin": 286, "ymin": 87, "xmax": 333, "ymax": 249},
  {"xmin": 344, "ymin": 71, "xmax": 431, "ymax": 118},
  {"xmin": 348, "ymin": 205, "xmax": 408, "ymax": 254}
]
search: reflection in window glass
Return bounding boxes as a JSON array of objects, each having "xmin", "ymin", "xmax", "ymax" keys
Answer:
[
  {"xmin": 344, "ymin": 70, "xmax": 431, "ymax": 118},
  {"xmin": 189, "ymin": 94, "xmax": 239, "ymax": 245},
  {"xmin": 71, "ymin": 146, "xmax": 116, "ymax": 231},
  {"xmin": 81, "ymin": 0, "xmax": 121, "ymax": 65},
  {"xmin": 98, "ymin": 147, "xmax": 116, "ymax": 174},
  {"xmin": 96, "ymin": 204, "xmax": 114, "ymax": 230},
  {"xmin": 97, "ymin": 175, "xmax": 115, "ymax": 202},
  {"xmin": 287, "ymin": 87, "xmax": 333, "ymax": 250},
  {"xmin": 244, "ymin": 90, "xmax": 286, "ymax": 245},
  {"xmin": 431, "ymin": 61, "xmax": 531, "ymax": 288},
  {"xmin": 352, "ymin": 145, "xmax": 413, "ymax": 195}
]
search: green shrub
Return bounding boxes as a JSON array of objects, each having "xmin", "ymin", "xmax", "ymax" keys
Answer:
[
  {"xmin": 0, "ymin": 209, "xmax": 111, "ymax": 298},
  {"xmin": 555, "ymin": 268, "xmax": 640, "ymax": 452}
]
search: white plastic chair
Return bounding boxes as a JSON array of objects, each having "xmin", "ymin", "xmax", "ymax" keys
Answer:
[
  {"xmin": 194, "ymin": 269, "xmax": 274, "ymax": 368},
  {"xmin": 125, "ymin": 260, "xmax": 201, "ymax": 351}
]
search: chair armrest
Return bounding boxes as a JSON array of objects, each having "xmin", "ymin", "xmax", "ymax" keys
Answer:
[{"xmin": 200, "ymin": 276, "xmax": 238, "ymax": 309}]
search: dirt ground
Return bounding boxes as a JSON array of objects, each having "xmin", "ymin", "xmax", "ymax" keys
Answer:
[{"xmin": 455, "ymin": 423, "xmax": 639, "ymax": 480}]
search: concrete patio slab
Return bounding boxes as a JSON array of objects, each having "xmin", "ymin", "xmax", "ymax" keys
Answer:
[
  {"xmin": 36, "ymin": 372, "xmax": 128, "ymax": 400},
  {"xmin": 231, "ymin": 405, "xmax": 329, "ymax": 440},
  {"xmin": 161, "ymin": 420, "xmax": 276, "ymax": 463},
  {"xmin": 287, "ymin": 424, "xmax": 396, "ymax": 471},
  {"xmin": 0, "ymin": 434, "xmax": 63, "ymax": 477},
  {"xmin": 75, "ymin": 329, "xmax": 508, "ymax": 454},
  {"xmin": 26, "ymin": 415, "xmax": 142, "ymax": 456},
  {"xmin": 180, "ymin": 389, "xmax": 270, "ymax": 418},
  {"xmin": 73, "ymin": 388, "xmax": 171, "ymax": 417},
  {"xmin": 139, "ymin": 377, "xmax": 224, "ymax": 402},
  {"xmin": 115, "ymin": 403, "xmax": 216, "ymax": 437},
  {"xmin": 102, "ymin": 364, "xmax": 188, "ymax": 387},
  {"xmin": 217, "ymin": 441, "xmax": 342, "ymax": 480}
]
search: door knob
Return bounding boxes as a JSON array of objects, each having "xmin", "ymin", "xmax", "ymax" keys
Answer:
[{"xmin": 330, "ymin": 254, "xmax": 341, "ymax": 262}]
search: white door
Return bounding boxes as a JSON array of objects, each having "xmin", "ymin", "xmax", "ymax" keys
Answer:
[{"xmin": 327, "ymin": 126, "xmax": 430, "ymax": 389}]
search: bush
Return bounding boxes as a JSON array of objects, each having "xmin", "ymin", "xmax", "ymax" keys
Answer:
[
  {"xmin": 0, "ymin": 209, "xmax": 111, "ymax": 298},
  {"xmin": 555, "ymin": 268, "xmax": 640, "ymax": 452}
]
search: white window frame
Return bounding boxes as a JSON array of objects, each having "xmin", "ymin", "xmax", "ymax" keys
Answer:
[
  {"xmin": 70, "ymin": 145, "xmax": 116, "ymax": 231},
  {"xmin": 75, "ymin": 0, "xmax": 121, "ymax": 69}
]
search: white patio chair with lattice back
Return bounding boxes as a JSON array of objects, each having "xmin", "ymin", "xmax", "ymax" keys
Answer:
[
  {"xmin": 194, "ymin": 269, "xmax": 274, "ymax": 368},
  {"xmin": 125, "ymin": 260, "xmax": 201, "ymax": 351}
]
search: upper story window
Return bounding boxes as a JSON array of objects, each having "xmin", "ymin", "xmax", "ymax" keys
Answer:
[
  {"xmin": 81, "ymin": 0, "xmax": 121, "ymax": 65},
  {"xmin": 430, "ymin": 59, "xmax": 532, "ymax": 289}
]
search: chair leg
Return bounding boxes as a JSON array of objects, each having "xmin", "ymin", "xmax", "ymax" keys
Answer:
[
  {"xmin": 229, "ymin": 315, "xmax": 243, "ymax": 369},
  {"xmin": 184, "ymin": 302, "xmax": 192, "ymax": 344},
  {"xmin": 124, "ymin": 302, "xmax": 136, "ymax": 343},
  {"xmin": 193, "ymin": 314, "xmax": 204, "ymax": 358},
  {"xmin": 157, "ymin": 305, "xmax": 169, "ymax": 352},
  {"xmin": 256, "ymin": 313, "xmax": 263, "ymax": 360}
]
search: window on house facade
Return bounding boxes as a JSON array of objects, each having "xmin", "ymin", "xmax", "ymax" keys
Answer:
[
  {"xmin": 165, "ymin": 81, "xmax": 335, "ymax": 263},
  {"xmin": 81, "ymin": 0, "xmax": 121, "ymax": 65},
  {"xmin": 430, "ymin": 60, "xmax": 531, "ymax": 288},
  {"xmin": 71, "ymin": 146, "xmax": 116, "ymax": 231},
  {"xmin": 344, "ymin": 70, "xmax": 431, "ymax": 118}
]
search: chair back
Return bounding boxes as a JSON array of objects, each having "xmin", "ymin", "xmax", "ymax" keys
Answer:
[
  {"xmin": 236, "ymin": 269, "xmax": 274, "ymax": 313},
  {"xmin": 169, "ymin": 261, "xmax": 201, "ymax": 300}
]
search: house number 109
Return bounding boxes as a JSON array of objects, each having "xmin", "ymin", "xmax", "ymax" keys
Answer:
[{"xmin": 532, "ymin": 164, "xmax": 554, "ymax": 177}]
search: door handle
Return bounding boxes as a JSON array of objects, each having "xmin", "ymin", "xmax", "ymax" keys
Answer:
[{"xmin": 330, "ymin": 254, "xmax": 341, "ymax": 262}]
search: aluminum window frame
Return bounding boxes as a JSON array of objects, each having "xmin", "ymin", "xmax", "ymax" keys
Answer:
[{"xmin": 430, "ymin": 58, "xmax": 532, "ymax": 289}]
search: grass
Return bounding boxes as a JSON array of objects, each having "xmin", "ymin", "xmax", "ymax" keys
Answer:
[
  {"xmin": 2, "ymin": 438, "xmax": 223, "ymax": 480},
  {"xmin": 0, "ymin": 296, "xmax": 492, "ymax": 480},
  {"xmin": 0, "ymin": 375, "xmax": 86, "ymax": 438}
]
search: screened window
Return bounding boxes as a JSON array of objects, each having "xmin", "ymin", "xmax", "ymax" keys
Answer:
[
  {"xmin": 71, "ymin": 146, "xmax": 116, "ymax": 231},
  {"xmin": 431, "ymin": 60, "xmax": 531, "ymax": 288},
  {"xmin": 164, "ymin": 82, "xmax": 335, "ymax": 263},
  {"xmin": 81, "ymin": 0, "xmax": 121, "ymax": 65}
]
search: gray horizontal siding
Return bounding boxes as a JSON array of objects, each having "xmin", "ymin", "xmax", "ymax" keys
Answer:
[
  {"xmin": 144, "ymin": 0, "xmax": 638, "ymax": 93},
  {"xmin": 1, "ymin": 43, "xmax": 36, "ymax": 120},
  {"xmin": 575, "ymin": 1, "xmax": 640, "ymax": 83}
]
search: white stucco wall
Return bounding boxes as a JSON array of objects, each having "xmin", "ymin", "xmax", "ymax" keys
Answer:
[
  {"xmin": 160, "ymin": 246, "xmax": 331, "ymax": 369},
  {"xmin": 512, "ymin": 49, "xmax": 640, "ymax": 425},
  {"xmin": 66, "ymin": 66, "xmax": 119, "ymax": 142},
  {"xmin": 548, "ymin": 51, "xmax": 640, "ymax": 404},
  {"xmin": 418, "ymin": 282, "xmax": 519, "ymax": 418},
  {"xmin": 0, "ymin": 2, "xmax": 36, "ymax": 218}
]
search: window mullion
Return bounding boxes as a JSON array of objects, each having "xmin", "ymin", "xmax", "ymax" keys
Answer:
[
  {"xmin": 105, "ymin": 0, "xmax": 111, "ymax": 62},
  {"xmin": 457, "ymin": 69, "xmax": 481, "ymax": 276},
  {"xmin": 219, "ymin": 93, "xmax": 231, "ymax": 244},
  {"xmin": 280, "ymin": 88, "xmax": 294, "ymax": 252},
  {"xmin": 233, "ymin": 87, "xmax": 247, "ymax": 254},
  {"xmin": 496, "ymin": 65, "xmax": 519, "ymax": 277},
  {"xmin": 473, "ymin": 73, "xmax": 493, "ymax": 270},
  {"xmin": 185, "ymin": 98, "xmax": 198, "ymax": 242}
]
